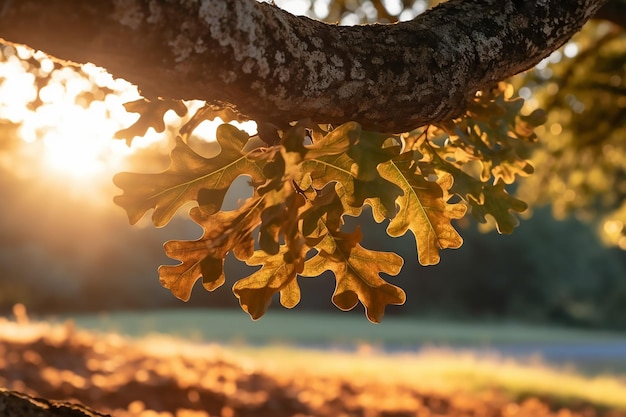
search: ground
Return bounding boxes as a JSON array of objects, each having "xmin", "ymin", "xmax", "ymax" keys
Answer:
[{"xmin": 1, "ymin": 316, "xmax": 625, "ymax": 417}]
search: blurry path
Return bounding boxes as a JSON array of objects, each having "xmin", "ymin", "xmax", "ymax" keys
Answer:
[
  {"xmin": 479, "ymin": 342, "xmax": 626, "ymax": 361},
  {"xmin": 421, "ymin": 342, "xmax": 626, "ymax": 374}
]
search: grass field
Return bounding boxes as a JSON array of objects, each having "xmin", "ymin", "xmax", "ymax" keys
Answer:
[
  {"xmin": 235, "ymin": 345, "xmax": 626, "ymax": 412},
  {"xmin": 46, "ymin": 308, "xmax": 626, "ymax": 376},
  {"xmin": 47, "ymin": 308, "xmax": 626, "ymax": 348}
]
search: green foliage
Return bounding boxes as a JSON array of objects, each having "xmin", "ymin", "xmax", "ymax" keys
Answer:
[
  {"xmin": 113, "ymin": 83, "xmax": 541, "ymax": 322},
  {"xmin": 515, "ymin": 23, "xmax": 626, "ymax": 247}
]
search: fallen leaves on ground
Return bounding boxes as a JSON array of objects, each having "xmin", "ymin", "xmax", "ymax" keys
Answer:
[{"xmin": 0, "ymin": 317, "xmax": 624, "ymax": 417}]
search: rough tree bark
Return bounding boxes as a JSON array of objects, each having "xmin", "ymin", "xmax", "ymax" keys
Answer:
[
  {"xmin": 0, "ymin": 0, "xmax": 608, "ymax": 133},
  {"xmin": 0, "ymin": 388, "xmax": 109, "ymax": 417}
]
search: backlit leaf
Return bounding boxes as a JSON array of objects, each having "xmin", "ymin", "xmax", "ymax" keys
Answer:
[
  {"xmin": 450, "ymin": 172, "xmax": 527, "ymax": 234},
  {"xmin": 302, "ymin": 152, "xmax": 402, "ymax": 218},
  {"xmin": 115, "ymin": 98, "xmax": 187, "ymax": 145},
  {"xmin": 158, "ymin": 197, "xmax": 262, "ymax": 301},
  {"xmin": 304, "ymin": 122, "xmax": 359, "ymax": 158},
  {"xmin": 259, "ymin": 191, "xmax": 306, "ymax": 256},
  {"xmin": 300, "ymin": 182, "xmax": 345, "ymax": 241},
  {"xmin": 159, "ymin": 183, "xmax": 297, "ymax": 302},
  {"xmin": 379, "ymin": 153, "xmax": 466, "ymax": 265},
  {"xmin": 348, "ymin": 130, "xmax": 401, "ymax": 181},
  {"xmin": 113, "ymin": 125, "xmax": 264, "ymax": 227},
  {"xmin": 179, "ymin": 103, "xmax": 248, "ymax": 140},
  {"xmin": 233, "ymin": 247, "xmax": 303, "ymax": 320},
  {"xmin": 301, "ymin": 226, "xmax": 405, "ymax": 323},
  {"xmin": 439, "ymin": 85, "xmax": 538, "ymax": 186}
]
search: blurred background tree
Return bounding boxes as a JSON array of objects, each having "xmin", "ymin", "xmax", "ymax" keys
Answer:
[{"xmin": 1, "ymin": 0, "xmax": 625, "ymax": 328}]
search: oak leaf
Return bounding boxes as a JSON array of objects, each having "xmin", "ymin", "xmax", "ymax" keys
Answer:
[
  {"xmin": 304, "ymin": 122, "xmax": 358, "ymax": 158},
  {"xmin": 300, "ymin": 182, "xmax": 345, "ymax": 242},
  {"xmin": 233, "ymin": 247, "xmax": 303, "ymax": 320},
  {"xmin": 416, "ymin": 129, "xmax": 528, "ymax": 235},
  {"xmin": 179, "ymin": 104, "xmax": 248, "ymax": 139},
  {"xmin": 301, "ymin": 226, "xmax": 405, "ymax": 323},
  {"xmin": 378, "ymin": 153, "xmax": 466, "ymax": 265},
  {"xmin": 113, "ymin": 125, "xmax": 264, "ymax": 226},
  {"xmin": 302, "ymin": 152, "xmax": 402, "ymax": 219},
  {"xmin": 449, "ymin": 172, "xmax": 527, "ymax": 234},
  {"xmin": 348, "ymin": 130, "xmax": 401, "ymax": 181},
  {"xmin": 115, "ymin": 98, "xmax": 187, "ymax": 145},
  {"xmin": 158, "ymin": 197, "xmax": 261, "ymax": 301},
  {"xmin": 159, "ymin": 183, "xmax": 297, "ymax": 301}
]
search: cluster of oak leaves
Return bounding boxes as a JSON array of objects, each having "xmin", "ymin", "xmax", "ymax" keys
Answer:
[{"xmin": 112, "ymin": 83, "xmax": 545, "ymax": 323}]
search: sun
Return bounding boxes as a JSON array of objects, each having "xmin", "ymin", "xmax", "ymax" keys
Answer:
[
  {"xmin": 0, "ymin": 44, "xmax": 256, "ymax": 202},
  {"xmin": 0, "ymin": 45, "xmax": 162, "ymax": 190},
  {"xmin": 13, "ymin": 60, "xmax": 143, "ymax": 181},
  {"xmin": 32, "ymin": 101, "xmax": 131, "ymax": 179}
]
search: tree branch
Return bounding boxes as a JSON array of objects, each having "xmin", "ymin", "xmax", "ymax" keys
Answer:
[{"xmin": 0, "ymin": 0, "xmax": 608, "ymax": 132}]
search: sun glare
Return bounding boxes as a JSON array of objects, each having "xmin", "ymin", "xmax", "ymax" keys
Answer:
[
  {"xmin": 0, "ymin": 45, "xmax": 144, "ymax": 183},
  {"xmin": 32, "ymin": 100, "xmax": 132, "ymax": 178},
  {"xmin": 0, "ymin": 45, "xmax": 233, "ymax": 205},
  {"xmin": 0, "ymin": 43, "xmax": 258, "ymax": 207}
]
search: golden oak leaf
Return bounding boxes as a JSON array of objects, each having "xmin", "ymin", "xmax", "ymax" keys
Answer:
[
  {"xmin": 115, "ymin": 98, "xmax": 188, "ymax": 145},
  {"xmin": 179, "ymin": 104, "xmax": 248, "ymax": 139},
  {"xmin": 378, "ymin": 153, "xmax": 466, "ymax": 266},
  {"xmin": 465, "ymin": 180, "xmax": 528, "ymax": 234},
  {"xmin": 158, "ymin": 183, "xmax": 296, "ymax": 301},
  {"xmin": 300, "ymin": 182, "xmax": 345, "ymax": 241},
  {"xmin": 233, "ymin": 248, "xmax": 303, "ymax": 320},
  {"xmin": 304, "ymin": 122, "xmax": 359, "ymax": 159},
  {"xmin": 259, "ymin": 192, "xmax": 306, "ymax": 256},
  {"xmin": 433, "ymin": 84, "xmax": 538, "ymax": 191},
  {"xmin": 302, "ymin": 152, "xmax": 402, "ymax": 219},
  {"xmin": 418, "ymin": 138, "xmax": 528, "ymax": 235},
  {"xmin": 490, "ymin": 154, "xmax": 534, "ymax": 185},
  {"xmin": 158, "ymin": 241, "xmax": 224, "ymax": 302},
  {"xmin": 348, "ymin": 130, "xmax": 401, "ymax": 181},
  {"xmin": 295, "ymin": 123, "xmax": 403, "ymax": 219},
  {"xmin": 301, "ymin": 226, "xmax": 405, "ymax": 323},
  {"xmin": 113, "ymin": 124, "xmax": 264, "ymax": 227},
  {"xmin": 447, "ymin": 168, "xmax": 528, "ymax": 234},
  {"xmin": 281, "ymin": 121, "xmax": 358, "ymax": 160},
  {"xmin": 158, "ymin": 196, "xmax": 264, "ymax": 301}
]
